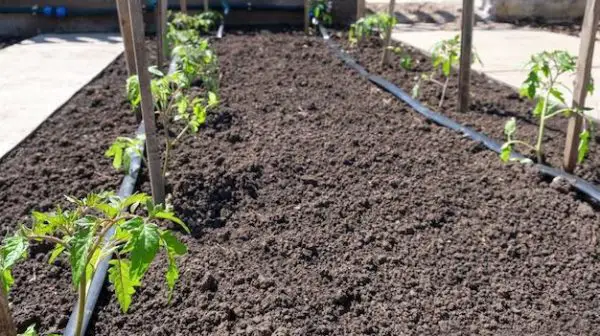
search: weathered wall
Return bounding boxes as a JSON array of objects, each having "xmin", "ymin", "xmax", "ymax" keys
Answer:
[
  {"xmin": 0, "ymin": 0, "xmax": 356, "ymax": 36},
  {"xmin": 490, "ymin": 0, "xmax": 586, "ymax": 22}
]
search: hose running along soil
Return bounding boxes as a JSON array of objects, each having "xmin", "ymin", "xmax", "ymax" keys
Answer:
[{"xmin": 317, "ymin": 25, "xmax": 600, "ymax": 203}]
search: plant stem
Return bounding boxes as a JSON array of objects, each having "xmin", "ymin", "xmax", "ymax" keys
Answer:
[
  {"xmin": 27, "ymin": 235, "xmax": 67, "ymax": 247},
  {"xmin": 0, "ymin": 287, "xmax": 16, "ymax": 336},
  {"xmin": 172, "ymin": 125, "xmax": 190, "ymax": 146},
  {"xmin": 535, "ymin": 89, "xmax": 552, "ymax": 163},
  {"xmin": 74, "ymin": 273, "xmax": 87, "ymax": 336},
  {"xmin": 163, "ymin": 139, "xmax": 172, "ymax": 179},
  {"xmin": 439, "ymin": 77, "xmax": 450, "ymax": 109}
]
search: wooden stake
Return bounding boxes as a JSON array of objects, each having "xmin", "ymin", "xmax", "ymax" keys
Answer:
[
  {"xmin": 563, "ymin": 0, "xmax": 600, "ymax": 173},
  {"xmin": 181, "ymin": 0, "xmax": 188, "ymax": 13},
  {"xmin": 305, "ymin": 0, "xmax": 310, "ymax": 34},
  {"xmin": 204, "ymin": 0, "xmax": 209, "ymax": 11},
  {"xmin": 457, "ymin": 0, "xmax": 474, "ymax": 113},
  {"xmin": 0, "ymin": 289, "xmax": 16, "ymax": 336},
  {"xmin": 156, "ymin": 0, "xmax": 168, "ymax": 67},
  {"xmin": 128, "ymin": 0, "xmax": 166, "ymax": 204},
  {"xmin": 116, "ymin": 0, "xmax": 136, "ymax": 76},
  {"xmin": 381, "ymin": 0, "xmax": 396, "ymax": 66},
  {"xmin": 357, "ymin": 0, "xmax": 365, "ymax": 19}
]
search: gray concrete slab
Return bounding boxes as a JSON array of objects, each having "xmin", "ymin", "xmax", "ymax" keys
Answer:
[
  {"xmin": 0, "ymin": 33, "xmax": 123, "ymax": 158},
  {"xmin": 391, "ymin": 29, "xmax": 600, "ymax": 118}
]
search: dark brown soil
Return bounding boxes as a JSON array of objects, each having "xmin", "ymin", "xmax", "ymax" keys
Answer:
[
  {"xmin": 0, "ymin": 40, "xmax": 156, "ymax": 333},
  {"xmin": 333, "ymin": 33, "xmax": 600, "ymax": 185},
  {"xmin": 84, "ymin": 31, "xmax": 600, "ymax": 335}
]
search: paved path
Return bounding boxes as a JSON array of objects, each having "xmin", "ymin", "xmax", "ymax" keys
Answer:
[
  {"xmin": 0, "ymin": 34, "xmax": 123, "ymax": 158},
  {"xmin": 391, "ymin": 29, "xmax": 600, "ymax": 118}
]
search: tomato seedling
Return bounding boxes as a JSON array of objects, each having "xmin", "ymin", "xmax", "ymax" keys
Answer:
[
  {"xmin": 501, "ymin": 50, "xmax": 595, "ymax": 164},
  {"xmin": 167, "ymin": 11, "xmax": 223, "ymax": 47},
  {"xmin": 387, "ymin": 46, "xmax": 413, "ymax": 70},
  {"xmin": 310, "ymin": 0, "xmax": 333, "ymax": 26},
  {"xmin": 412, "ymin": 35, "xmax": 481, "ymax": 109},
  {"xmin": 0, "ymin": 192, "xmax": 188, "ymax": 336},
  {"xmin": 349, "ymin": 12, "xmax": 397, "ymax": 46}
]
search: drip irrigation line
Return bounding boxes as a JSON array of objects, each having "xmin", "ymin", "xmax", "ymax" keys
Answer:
[{"xmin": 317, "ymin": 25, "xmax": 600, "ymax": 203}]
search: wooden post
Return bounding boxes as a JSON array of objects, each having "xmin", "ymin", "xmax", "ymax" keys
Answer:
[
  {"xmin": 357, "ymin": 0, "xmax": 365, "ymax": 19},
  {"xmin": 0, "ymin": 289, "xmax": 16, "ymax": 336},
  {"xmin": 457, "ymin": 0, "xmax": 474, "ymax": 113},
  {"xmin": 128, "ymin": 0, "xmax": 166, "ymax": 204},
  {"xmin": 181, "ymin": 0, "xmax": 188, "ymax": 13},
  {"xmin": 563, "ymin": 0, "xmax": 600, "ymax": 173},
  {"xmin": 381, "ymin": 0, "xmax": 396, "ymax": 66},
  {"xmin": 116, "ymin": 0, "xmax": 136, "ymax": 76},
  {"xmin": 156, "ymin": 0, "xmax": 168, "ymax": 67},
  {"xmin": 305, "ymin": 0, "xmax": 310, "ymax": 34},
  {"xmin": 204, "ymin": 0, "xmax": 209, "ymax": 11}
]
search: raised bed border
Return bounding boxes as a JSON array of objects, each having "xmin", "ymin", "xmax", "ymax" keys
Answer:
[{"xmin": 318, "ymin": 25, "xmax": 600, "ymax": 204}]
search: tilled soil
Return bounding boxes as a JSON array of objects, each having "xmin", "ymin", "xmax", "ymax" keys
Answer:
[
  {"xmin": 0, "ymin": 40, "xmax": 156, "ymax": 333},
  {"xmin": 334, "ymin": 33, "xmax": 600, "ymax": 185},
  {"xmin": 86, "ymin": 31, "xmax": 600, "ymax": 335}
]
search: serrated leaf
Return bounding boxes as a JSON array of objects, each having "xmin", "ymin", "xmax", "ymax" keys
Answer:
[
  {"xmin": 70, "ymin": 217, "xmax": 96, "ymax": 286},
  {"xmin": 48, "ymin": 244, "xmax": 65, "ymax": 264},
  {"xmin": 504, "ymin": 117, "xmax": 516, "ymax": 137},
  {"xmin": 165, "ymin": 250, "xmax": 178, "ymax": 303},
  {"xmin": 1, "ymin": 268, "xmax": 14, "ymax": 294},
  {"xmin": 578, "ymin": 129, "xmax": 591, "ymax": 164},
  {"xmin": 154, "ymin": 211, "xmax": 190, "ymax": 234},
  {"xmin": 161, "ymin": 231, "xmax": 187, "ymax": 256},
  {"xmin": 129, "ymin": 222, "xmax": 160, "ymax": 282},
  {"xmin": 1, "ymin": 234, "xmax": 28, "ymax": 269},
  {"xmin": 108, "ymin": 259, "xmax": 138, "ymax": 313},
  {"xmin": 148, "ymin": 65, "xmax": 165, "ymax": 77},
  {"xmin": 549, "ymin": 88, "xmax": 565, "ymax": 105},
  {"xmin": 500, "ymin": 143, "xmax": 512, "ymax": 162},
  {"xmin": 18, "ymin": 324, "xmax": 37, "ymax": 336}
]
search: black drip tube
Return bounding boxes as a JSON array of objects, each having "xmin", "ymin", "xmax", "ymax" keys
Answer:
[{"xmin": 318, "ymin": 25, "xmax": 600, "ymax": 203}]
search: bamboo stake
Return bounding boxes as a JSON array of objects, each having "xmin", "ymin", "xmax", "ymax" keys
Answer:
[
  {"xmin": 563, "ymin": 0, "xmax": 600, "ymax": 173},
  {"xmin": 128, "ymin": 0, "xmax": 166, "ymax": 204},
  {"xmin": 457, "ymin": 0, "xmax": 474, "ymax": 113},
  {"xmin": 381, "ymin": 0, "xmax": 396, "ymax": 66}
]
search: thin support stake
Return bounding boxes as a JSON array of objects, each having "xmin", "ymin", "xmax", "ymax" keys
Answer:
[
  {"xmin": 357, "ymin": 0, "xmax": 365, "ymax": 19},
  {"xmin": 156, "ymin": 0, "xmax": 168, "ymax": 67},
  {"xmin": 128, "ymin": 0, "xmax": 166, "ymax": 204},
  {"xmin": 381, "ymin": 0, "xmax": 396, "ymax": 66},
  {"xmin": 204, "ymin": 0, "xmax": 209, "ymax": 11},
  {"xmin": 116, "ymin": 0, "xmax": 136, "ymax": 76},
  {"xmin": 563, "ymin": 0, "xmax": 600, "ymax": 173},
  {"xmin": 0, "ymin": 289, "xmax": 16, "ymax": 336},
  {"xmin": 305, "ymin": 0, "xmax": 310, "ymax": 34},
  {"xmin": 181, "ymin": 0, "xmax": 188, "ymax": 13},
  {"xmin": 457, "ymin": 0, "xmax": 474, "ymax": 113}
]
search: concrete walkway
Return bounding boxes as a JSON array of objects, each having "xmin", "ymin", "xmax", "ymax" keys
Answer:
[
  {"xmin": 391, "ymin": 29, "xmax": 600, "ymax": 118},
  {"xmin": 0, "ymin": 34, "xmax": 123, "ymax": 158}
]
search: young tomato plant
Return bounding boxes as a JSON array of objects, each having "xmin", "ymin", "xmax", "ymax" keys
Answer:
[
  {"xmin": 167, "ymin": 12, "xmax": 223, "ymax": 48},
  {"xmin": 387, "ymin": 45, "xmax": 413, "ymax": 70},
  {"xmin": 349, "ymin": 12, "xmax": 397, "ymax": 45},
  {"xmin": 501, "ymin": 50, "xmax": 595, "ymax": 164},
  {"xmin": 0, "ymin": 192, "xmax": 188, "ymax": 336},
  {"xmin": 109, "ymin": 69, "xmax": 219, "ymax": 179},
  {"xmin": 310, "ymin": 0, "xmax": 333, "ymax": 26},
  {"xmin": 171, "ymin": 40, "xmax": 219, "ymax": 92},
  {"xmin": 105, "ymin": 134, "xmax": 145, "ymax": 173},
  {"xmin": 412, "ymin": 35, "xmax": 481, "ymax": 109}
]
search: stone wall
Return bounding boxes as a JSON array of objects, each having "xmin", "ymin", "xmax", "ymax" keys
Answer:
[{"xmin": 489, "ymin": 0, "xmax": 587, "ymax": 22}]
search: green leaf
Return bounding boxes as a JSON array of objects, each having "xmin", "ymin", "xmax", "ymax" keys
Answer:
[
  {"xmin": 500, "ymin": 143, "xmax": 512, "ymax": 162},
  {"xmin": 207, "ymin": 91, "xmax": 219, "ymax": 108},
  {"xmin": 148, "ymin": 65, "xmax": 165, "ymax": 78},
  {"xmin": 18, "ymin": 324, "xmax": 37, "ymax": 336},
  {"xmin": 86, "ymin": 248, "xmax": 102, "ymax": 283},
  {"xmin": 161, "ymin": 231, "xmax": 186, "ymax": 302},
  {"xmin": 69, "ymin": 217, "xmax": 96, "ymax": 286},
  {"xmin": 578, "ymin": 129, "xmax": 591, "ymax": 164},
  {"xmin": 108, "ymin": 259, "xmax": 138, "ymax": 313},
  {"xmin": 126, "ymin": 76, "xmax": 141, "ymax": 108},
  {"xmin": 48, "ymin": 244, "xmax": 65, "ymax": 264},
  {"xmin": 122, "ymin": 193, "xmax": 152, "ymax": 212},
  {"xmin": 549, "ymin": 88, "xmax": 565, "ymax": 105},
  {"xmin": 154, "ymin": 211, "xmax": 190, "ymax": 234},
  {"xmin": 1, "ymin": 269, "xmax": 14, "ymax": 294},
  {"xmin": 129, "ymin": 222, "xmax": 160, "ymax": 282},
  {"xmin": 161, "ymin": 231, "xmax": 187, "ymax": 256},
  {"xmin": 504, "ymin": 117, "xmax": 516, "ymax": 137},
  {"xmin": 1, "ymin": 234, "xmax": 28, "ymax": 270},
  {"xmin": 533, "ymin": 98, "xmax": 545, "ymax": 117}
]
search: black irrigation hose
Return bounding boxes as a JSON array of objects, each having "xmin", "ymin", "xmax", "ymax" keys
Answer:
[
  {"xmin": 63, "ymin": 123, "xmax": 145, "ymax": 336},
  {"xmin": 318, "ymin": 25, "xmax": 600, "ymax": 203}
]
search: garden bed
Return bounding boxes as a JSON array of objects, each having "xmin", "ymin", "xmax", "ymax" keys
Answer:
[
  {"xmin": 74, "ymin": 31, "xmax": 600, "ymax": 335},
  {"xmin": 333, "ymin": 33, "xmax": 600, "ymax": 185},
  {"xmin": 0, "ymin": 40, "xmax": 156, "ymax": 333}
]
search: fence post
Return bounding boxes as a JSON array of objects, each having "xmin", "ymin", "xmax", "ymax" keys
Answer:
[
  {"xmin": 457, "ymin": 0, "xmax": 474, "ymax": 113},
  {"xmin": 128, "ymin": 0, "xmax": 166, "ymax": 204},
  {"xmin": 563, "ymin": 0, "xmax": 600, "ymax": 173}
]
